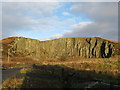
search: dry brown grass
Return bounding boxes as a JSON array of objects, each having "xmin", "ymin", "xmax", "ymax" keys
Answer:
[
  {"xmin": 2, "ymin": 57, "xmax": 42, "ymax": 68},
  {"xmin": 0, "ymin": 37, "xmax": 18, "ymax": 44},
  {"xmin": 2, "ymin": 57, "xmax": 119, "ymax": 88},
  {"xmin": 42, "ymin": 57, "xmax": 119, "ymax": 77},
  {"xmin": 2, "ymin": 77, "xmax": 24, "ymax": 88},
  {"xmin": 44, "ymin": 58, "xmax": 60, "ymax": 62}
]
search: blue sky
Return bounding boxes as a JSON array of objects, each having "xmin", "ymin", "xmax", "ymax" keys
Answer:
[
  {"xmin": 17, "ymin": 2, "xmax": 91, "ymax": 40},
  {"xmin": 2, "ymin": 1, "xmax": 118, "ymax": 41}
]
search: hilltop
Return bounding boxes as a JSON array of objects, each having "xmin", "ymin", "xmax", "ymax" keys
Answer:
[{"xmin": 1, "ymin": 37, "xmax": 120, "ymax": 61}]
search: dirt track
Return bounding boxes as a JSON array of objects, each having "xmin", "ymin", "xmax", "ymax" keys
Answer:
[{"xmin": 2, "ymin": 65, "xmax": 32, "ymax": 82}]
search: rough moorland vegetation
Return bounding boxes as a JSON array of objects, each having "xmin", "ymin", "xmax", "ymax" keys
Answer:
[
  {"xmin": 1, "ymin": 37, "xmax": 120, "ymax": 88},
  {"xmin": 2, "ymin": 57, "xmax": 120, "ymax": 88}
]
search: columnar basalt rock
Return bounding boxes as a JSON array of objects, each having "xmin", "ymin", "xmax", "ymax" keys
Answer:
[{"xmin": 1, "ymin": 37, "xmax": 119, "ymax": 60}]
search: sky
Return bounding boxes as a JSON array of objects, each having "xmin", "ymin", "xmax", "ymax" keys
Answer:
[{"xmin": 1, "ymin": 0, "xmax": 118, "ymax": 41}]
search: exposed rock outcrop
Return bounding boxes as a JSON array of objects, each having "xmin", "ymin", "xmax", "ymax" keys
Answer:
[{"xmin": 1, "ymin": 37, "xmax": 119, "ymax": 60}]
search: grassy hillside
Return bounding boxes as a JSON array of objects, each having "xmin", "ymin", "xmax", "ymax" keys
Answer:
[
  {"xmin": 1, "ymin": 37, "xmax": 120, "ymax": 88},
  {"xmin": 2, "ymin": 57, "xmax": 120, "ymax": 88}
]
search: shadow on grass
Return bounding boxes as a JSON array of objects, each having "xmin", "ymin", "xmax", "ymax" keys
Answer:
[{"xmin": 21, "ymin": 65, "xmax": 119, "ymax": 88}]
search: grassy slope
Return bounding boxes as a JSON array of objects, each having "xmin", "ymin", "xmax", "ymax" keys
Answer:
[
  {"xmin": 2, "ymin": 57, "xmax": 120, "ymax": 88},
  {"xmin": 1, "ymin": 37, "xmax": 120, "ymax": 88}
]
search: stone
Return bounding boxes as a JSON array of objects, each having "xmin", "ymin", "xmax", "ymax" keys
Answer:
[{"xmin": 1, "ymin": 37, "xmax": 120, "ymax": 60}]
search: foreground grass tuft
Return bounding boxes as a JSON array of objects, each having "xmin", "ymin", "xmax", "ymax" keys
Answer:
[{"xmin": 2, "ymin": 77, "xmax": 24, "ymax": 88}]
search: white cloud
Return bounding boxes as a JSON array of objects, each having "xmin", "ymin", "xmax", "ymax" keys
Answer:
[
  {"xmin": 41, "ymin": 34, "xmax": 63, "ymax": 41},
  {"xmin": 43, "ymin": 30, "xmax": 73, "ymax": 40},
  {"xmin": 2, "ymin": 2, "xmax": 118, "ymax": 41},
  {"xmin": 70, "ymin": 2, "xmax": 118, "ymax": 22},
  {"xmin": 2, "ymin": 0, "xmax": 119, "ymax": 2},
  {"xmin": 62, "ymin": 12, "xmax": 70, "ymax": 16},
  {"xmin": 61, "ymin": 2, "xmax": 118, "ymax": 41},
  {"xmin": 47, "ymin": 3, "xmax": 118, "ymax": 41},
  {"xmin": 2, "ymin": 0, "xmax": 59, "ymax": 2},
  {"xmin": 2, "ymin": 2, "xmax": 77, "ymax": 39},
  {"xmin": 2, "ymin": 2, "xmax": 62, "ymax": 38},
  {"xmin": 0, "ymin": 3, "xmax": 2, "ymax": 39},
  {"xmin": 50, "ymin": 34, "xmax": 63, "ymax": 39},
  {"xmin": 64, "ymin": 30, "xmax": 72, "ymax": 34},
  {"xmin": 71, "ymin": 21, "xmax": 93, "ymax": 29}
]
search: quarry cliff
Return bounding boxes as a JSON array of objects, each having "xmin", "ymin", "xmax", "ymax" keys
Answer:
[{"xmin": 1, "ymin": 37, "xmax": 119, "ymax": 60}]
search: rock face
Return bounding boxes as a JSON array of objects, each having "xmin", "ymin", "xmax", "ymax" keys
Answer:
[{"xmin": 1, "ymin": 37, "xmax": 119, "ymax": 60}]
